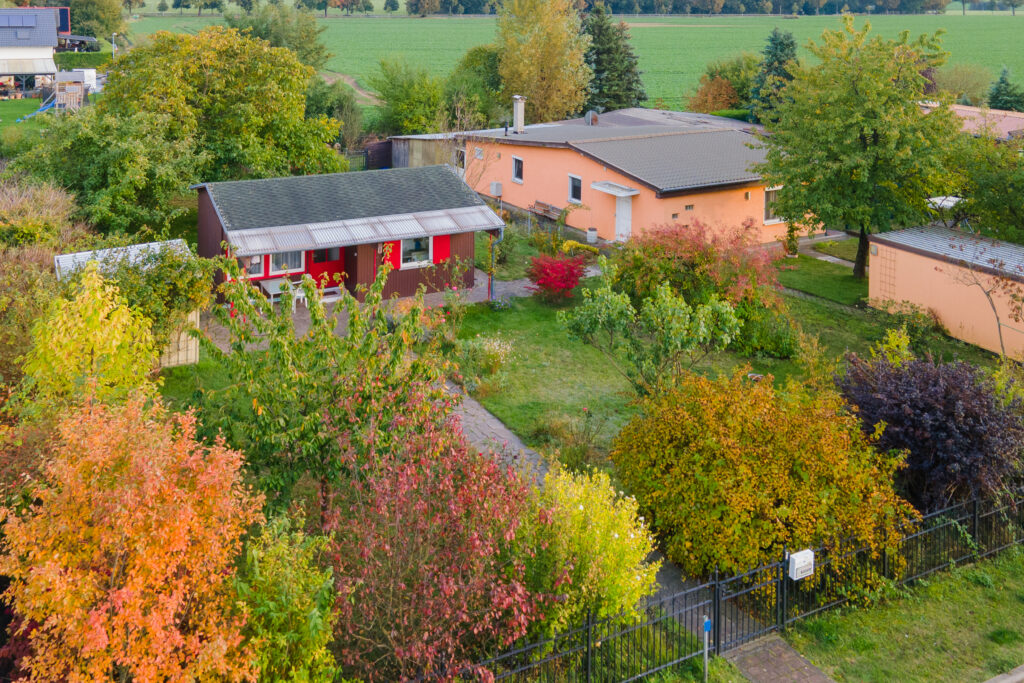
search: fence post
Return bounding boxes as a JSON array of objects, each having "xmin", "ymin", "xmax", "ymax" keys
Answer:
[
  {"xmin": 585, "ymin": 609, "xmax": 593, "ymax": 683},
  {"xmin": 778, "ymin": 545, "xmax": 788, "ymax": 633},
  {"xmin": 972, "ymin": 498, "xmax": 980, "ymax": 550},
  {"xmin": 713, "ymin": 568, "xmax": 721, "ymax": 655}
]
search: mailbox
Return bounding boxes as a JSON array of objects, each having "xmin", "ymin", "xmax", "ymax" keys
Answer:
[{"xmin": 788, "ymin": 549, "xmax": 815, "ymax": 581}]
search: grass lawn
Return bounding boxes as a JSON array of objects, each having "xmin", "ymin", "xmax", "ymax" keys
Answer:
[
  {"xmin": 161, "ymin": 346, "xmax": 232, "ymax": 408},
  {"xmin": 0, "ymin": 98, "xmax": 51, "ymax": 132},
  {"xmin": 776, "ymin": 255, "xmax": 868, "ymax": 306},
  {"xmin": 130, "ymin": 14, "xmax": 1024, "ymax": 111},
  {"xmin": 459, "ymin": 273, "xmax": 994, "ymax": 453},
  {"xmin": 812, "ymin": 238, "xmax": 860, "ymax": 263},
  {"xmin": 787, "ymin": 549, "xmax": 1024, "ymax": 682},
  {"xmin": 474, "ymin": 226, "xmax": 541, "ymax": 281}
]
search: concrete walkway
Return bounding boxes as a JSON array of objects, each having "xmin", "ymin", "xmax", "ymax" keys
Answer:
[{"xmin": 986, "ymin": 663, "xmax": 1024, "ymax": 683}]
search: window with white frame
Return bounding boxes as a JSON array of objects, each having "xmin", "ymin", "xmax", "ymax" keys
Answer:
[
  {"xmin": 764, "ymin": 187, "xmax": 783, "ymax": 223},
  {"xmin": 238, "ymin": 255, "xmax": 264, "ymax": 278},
  {"xmin": 512, "ymin": 156, "xmax": 524, "ymax": 183},
  {"xmin": 269, "ymin": 250, "xmax": 304, "ymax": 275},
  {"xmin": 401, "ymin": 237, "xmax": 431, "ymax": 268},
  {"xmin": 474, "ymin": 146, "xmax": 484, "ymax": 160},
  {"xmin": 568, "ymin": 174, "xmax": 582, "ymax": 203}
]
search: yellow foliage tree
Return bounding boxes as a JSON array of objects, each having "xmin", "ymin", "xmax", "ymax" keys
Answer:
[
  {"xmin": 496, "ymin": 0, "xmax": 591, "ymax": 123},
  {"xmin": 21, "ymin": 265, "xmax": 157, "ymax": 409}
]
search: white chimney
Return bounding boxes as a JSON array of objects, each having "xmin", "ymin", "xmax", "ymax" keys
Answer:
[{"xmin": 512, "ymin": 95, "xmax": 526, "ymax": 134}]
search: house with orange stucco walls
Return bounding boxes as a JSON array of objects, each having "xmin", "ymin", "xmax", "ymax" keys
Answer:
[
  {"xmin": 869, "ymin": 225, "xmax": 1024, "ymax": 359},
  {"xmin": 460, "ymin": 106, "xmax": 788, "ymax": 244}
]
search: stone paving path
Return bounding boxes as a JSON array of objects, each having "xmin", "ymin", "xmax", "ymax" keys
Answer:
[{"xmin": 725, "ymin": 635, "xmax": 834, "ymax": 683}]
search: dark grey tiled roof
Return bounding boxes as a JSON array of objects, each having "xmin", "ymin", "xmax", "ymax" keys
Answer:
[
  {"xmin": 872, "ymin": 225, "xmax": 1024, "ymax": 280},
  {"xmin": 0, "ymin": 9, "xmax": 57, "ymax": 48},
  {"xmin": 571, "ymin": 129, "xmax": 765, "ymax": 194},
  {"xmin": 197, "ymin": 165, "xmax": 487, "ymax": 232}
]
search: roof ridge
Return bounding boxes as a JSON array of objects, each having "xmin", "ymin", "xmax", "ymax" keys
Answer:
[{"xmin": 568, "ymin": 128, "xmax": 738, "ymax": 145}]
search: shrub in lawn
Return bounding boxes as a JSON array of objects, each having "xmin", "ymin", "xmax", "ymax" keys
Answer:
[
  {"xmin": 527, "ymin": 253, "xmax": 586, "ymax": 301},
  {"xmin": 613, "ymin": 368, "xmax": 915, "ymax": 576},
  {"xmin": 556, "ymin": 406, "xmax": 610, "ymax": 473},
  {"xmin": 327, "ymin": 392, "xmax": 539, "ymax": 681},
  {"xmin": 839, "ymin": 353, "xmax": 1024, "ymax": 513},
  {"xmin": 518, "ymin": 466, "xmax": 660, "ymax": 638},
  {"xmin": 454, "ymin": 333, "xmax": 514, "ymax": 395},
  {"xmin": 560, "ymin": 259, "xmax": 740, "ymax": 396},
  {"xmin": 613, "ymin": 221, "xmax": 797, "ymax": 358}
]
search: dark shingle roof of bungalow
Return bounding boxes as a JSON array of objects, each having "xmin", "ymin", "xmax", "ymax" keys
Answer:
[
  {"xmin": 193, "ymin": 166, "xmax": 504, "ymax": 257},
  {"xmin": 571, "ymin": 129, "xmax": 765, "ymax": 195},
  {"xmin": 463, "ymin": 111, "xmax": 767, "ymax": 195},
  {"xmin": 195, "ymin": 165, "xmax": 488, "ymax": 231},
  {"xmin": 0, "ymin": 9, "xmax": 58, "ymax": 48},
  {"xmin": 870, "ymin": 225, "xmax": 1024, "ymax": 283}
]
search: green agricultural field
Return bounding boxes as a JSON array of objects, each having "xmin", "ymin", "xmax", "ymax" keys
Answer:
[{"xmin": 131, "ymin": 13, "xmax": 1024, "ymax": 109}]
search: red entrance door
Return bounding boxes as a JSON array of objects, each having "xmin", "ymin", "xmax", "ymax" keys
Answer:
[{"xmin": 307, "ymin": 248, "xmax": 346, "ymax": 290}]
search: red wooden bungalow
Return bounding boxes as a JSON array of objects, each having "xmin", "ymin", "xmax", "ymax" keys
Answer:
[{"xmin": 194, "ymin": 165, "xmax": 503, "ymax": 300}]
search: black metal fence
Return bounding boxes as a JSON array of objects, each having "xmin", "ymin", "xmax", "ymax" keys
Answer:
[{"xmin": 475, "ymin": 494, "xmax": 1024, "ymax": 681}]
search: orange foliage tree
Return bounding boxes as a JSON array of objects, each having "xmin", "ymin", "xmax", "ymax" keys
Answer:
[
  {"xmin": 687, "ymin": 75, "xmax": 739, "ymax": 113},
  {"xmin": 0, "ymin": 398, "xmax": 263, "ymax": 682}
]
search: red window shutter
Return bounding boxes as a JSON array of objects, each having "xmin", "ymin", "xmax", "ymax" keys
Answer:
[
  {"xmin": 384, "ymin": 241, "xmax": 401, "ymax": 270},
  {"xmin": 432, "ymin": 235, "xmax": 451, "ymax": 264}
]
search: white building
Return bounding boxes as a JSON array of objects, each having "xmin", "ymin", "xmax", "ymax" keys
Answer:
[{"xmin": 0, "ymin": 8, "xmax": 58, "ymax": 91}]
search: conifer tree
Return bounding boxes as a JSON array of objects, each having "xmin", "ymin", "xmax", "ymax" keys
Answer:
[
  {"xmin": 750, "ymin": 28, "xmax": 797, "ymax": 123},
  {"xmin": 582, "ymin": 3, "xmax": 646, "ymax": 113},
  {"xmin": 989, "ymin": 67, "xmax": 1024, "ymax": 113}
]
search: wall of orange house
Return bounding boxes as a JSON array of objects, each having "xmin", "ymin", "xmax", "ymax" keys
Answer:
[
  {"xmin": 869, "ymin": 242, "xmax": 1024, "ymax": 359},
  {"xmin": 464, "ymin": 140, "xmax": 788, "ymax": 243}
]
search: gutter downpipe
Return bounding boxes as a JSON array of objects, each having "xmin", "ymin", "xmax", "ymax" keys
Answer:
[{"xmin": 489, "ymin": 225, "xmax": 505, "ymax": 302}]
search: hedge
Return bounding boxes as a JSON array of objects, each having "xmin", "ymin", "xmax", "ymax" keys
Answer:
[{"xmin": 54, "ymin": 52, "xmax": 111, "ymax": 70}]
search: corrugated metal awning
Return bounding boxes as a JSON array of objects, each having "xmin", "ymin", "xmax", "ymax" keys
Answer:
[
  {"xmin": 227, "ymin": 205, "xmax": 504, "ymax": 257},
  {"xmin": 0, "ymin": 57, "xmax": 56, "ymax": 75},
  {"xmin": 54, "ymin": 239, "xmax": 188, "ymax": 281}
]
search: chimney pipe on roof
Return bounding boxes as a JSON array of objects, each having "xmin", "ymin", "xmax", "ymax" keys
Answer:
[
  {"xmin": 512, "ymin": 95, "xmax": 526, "ymax": 134},
  {"xmin": 585, "ymin": 110, "xmax": 598, "ymax": 126}
]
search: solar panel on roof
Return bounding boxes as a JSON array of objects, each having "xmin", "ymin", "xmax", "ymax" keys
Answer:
[{"xmin": 0, "ymin": 14, "xmax": 39, "ymax": 28}]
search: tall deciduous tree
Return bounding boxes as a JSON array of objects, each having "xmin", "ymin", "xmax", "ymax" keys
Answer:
[
  {"xmin": 69, "ymin": 0, "xmax": 124, "ymax": 39},
  {"xmin": 199, "ymin": 258, "xmax": 451, "ymax": 519},
  {"xmin": 756, "ymin": 19, "xmax": 959, "ymax": 278},
  {"xmin": 582, "ymin": 3, "xmax": 646, "ymax": 113},
  {"xmin": 101, "ymin": 27, "xmax": 343, "ymax": 182},
  {"xmin": 0, "ymin": 399, "xmax": 262, "ymax": 681},
  {"xmin": 369, "ymin": 57, "xmax": 445, "ymax": 134},
  {"xmin": 11, "ymin": 108, "xmax": 205, "ymax": 234},
  {"xmin": 749, "ymin": 27, "xmax": 796, "ymax": 122},
  {"xmin": 497, "ymin": 0, "xmax": 591, "ymax": 122},
  {"xmin": 226, "ymin": 3, "xmax": 331, "ymax": 69},
  {"xmin": 21, "ymin": 266, "xmax": 157, "ymax": 411},
  {"xmin": 989, "ymin": 67, "xmax": 1024, "ymax": 112}
]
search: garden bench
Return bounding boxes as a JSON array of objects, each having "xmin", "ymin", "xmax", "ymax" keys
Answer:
[{"xmin": 530, "ymin": 200, "xmax": 563, "ymax": 221}]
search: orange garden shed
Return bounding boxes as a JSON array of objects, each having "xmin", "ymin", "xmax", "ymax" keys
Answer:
[{"xmin": 869, "ymin": 226, "xmax": 1024, "ymax": 359}]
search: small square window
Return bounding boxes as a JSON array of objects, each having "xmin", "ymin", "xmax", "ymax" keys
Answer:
[
  {"xmin": 312, "ymin": 248, "xmax": 341, "ymax": 264},
  {"xmin": 685, "ymin": 204, "xmax": 694, "ymax": 211},
  {"xmin": 238, "ymin": 255, "xmax": 264, "ymax": 278},
  {"xmin": 474, "ymin": 147, "xmax": 484, "ymax": 160},
  {"xmin": 401, "ymin": 237, "xmax": 431, "ymax": 268},
  {"xmin": 568, "ymin": 175, "xmax": 582, "ymax": 203},
  {"xmin": 744, "ymin": 191, "xmax": 750, "ymax": 200},
  {"xmin": 512, "ymin": 156, "xmax": 524, "ymax": 183},
  {"xmin": 671, "ymin": 213, "xmax": 679, "ymax": 220}
]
